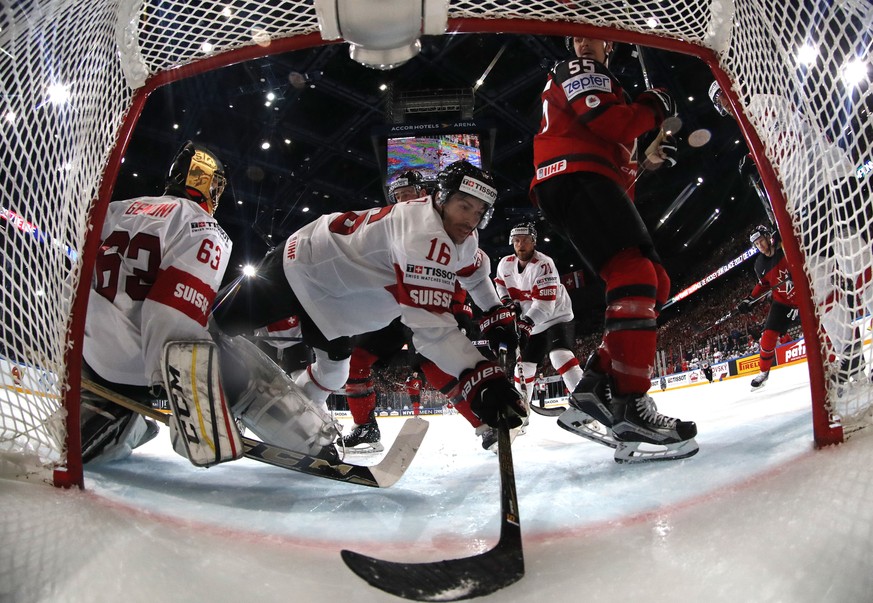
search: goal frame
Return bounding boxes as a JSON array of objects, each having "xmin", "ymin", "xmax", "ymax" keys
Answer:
[{"xmin": 5, "ymin": 7, "xmax": 854, "ymax": 489}]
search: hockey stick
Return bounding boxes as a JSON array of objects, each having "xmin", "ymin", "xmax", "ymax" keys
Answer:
[
  {"xmin": 341, "ymin": 415, "xmax": 524, "ymax": 601},
  {"xmin": 700, "ymin": 279, "xmax": 788, "ymax": 333},
  {"xmin": 528, "ymin": 400, "xmax": 566, "ymax": 417},
  {"xmin": 81, "ymin": 379, "xmax": 427, "ymax": 488}
]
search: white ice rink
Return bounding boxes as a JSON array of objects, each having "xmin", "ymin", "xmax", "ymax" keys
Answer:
[{"xmin": 3, "ymin": 361, "xmax": 873, "ymax": 602}]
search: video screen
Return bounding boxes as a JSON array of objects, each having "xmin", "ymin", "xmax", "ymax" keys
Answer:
[{"xmin": 386, "ymin": 133, "xmax": 481, "ymax": 186}]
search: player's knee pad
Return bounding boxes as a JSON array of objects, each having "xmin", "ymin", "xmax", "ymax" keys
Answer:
[
  {"xmin": 601, "ymin": 248, "xmax": 658, "ymax": 327},
  {"xmin": 295, "ymin": 348, "xmax": 351, "ymax": 406}
]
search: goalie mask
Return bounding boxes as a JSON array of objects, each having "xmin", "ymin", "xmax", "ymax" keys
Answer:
[
  {"xmin": 509, "ymin": 222, "xmax": 537, "ymax": 246},
  {"xmin": 166, "ymin": 141, "xmax": 227, "ymax": 216},
  {"xmin": 436, "ymin": 160, "xmax": 498, "ymax": 229},
  {"xmin": 387, "ymin": 170, "xmax": 425, "ymax": 204}
]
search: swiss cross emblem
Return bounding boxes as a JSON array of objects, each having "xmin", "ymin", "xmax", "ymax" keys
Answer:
[{"xmin": 414, "ymin": 266, "xmax": 423, "ymax": 274}]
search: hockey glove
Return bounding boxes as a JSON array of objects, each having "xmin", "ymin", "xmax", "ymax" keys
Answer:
[
  {"xmin": 637, "ymin": 88, "xmax": 677, "ymax": 122},
  {"xmin": 479, "ymin": 304, "xmax": 518, "ymax": 355},
  {"xmin": 457, "ymin": 361, "xmax": 526, "ymax": 429},
  {"xmin": 736, "ymin": 297, "xmax": 753, "ymax": 314},
  {"xmin": 517, "ymin": 316, "xmax": 534, "ymax": 350},
  {"xmin": 659, "ymin": 136, "xmax": 678, "ymax": 167}
]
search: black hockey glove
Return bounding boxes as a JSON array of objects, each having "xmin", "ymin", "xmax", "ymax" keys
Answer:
[
  {"xmin": 637, "ymin": 88, "xmax": 677, "ymax": 122},
  {"xmin": 458, "ymin": 361, "xmax": 526, "ymax": 429},
  {"xmin": 517, "ymin": 316, "xmax": 534, "ymax": 350},
  {"xmin": 479, "ymin": 304, "xmax": 518, "ymax": 355},
  {"xmin": 736, "ymin": 297, "xmax": 753, "ymax": 314}
]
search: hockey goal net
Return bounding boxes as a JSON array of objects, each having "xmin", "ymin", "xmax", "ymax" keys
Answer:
[{"xmin": 0, "ymin": 0, "xmax": 870, "ymax": 487}]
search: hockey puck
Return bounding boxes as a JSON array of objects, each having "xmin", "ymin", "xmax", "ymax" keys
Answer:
[{"xmin": 688, "ymin": 128, "xmax": 712, "ymax": 147}]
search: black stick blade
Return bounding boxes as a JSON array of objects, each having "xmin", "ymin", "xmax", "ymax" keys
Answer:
[
  {"xmin": 341, "ymin": 539, "xmax": 523, "ymax": 602},
  {"xmin": 341, "ymin": 419, "xmax": 524, "ymax": 601},
  {"xmin": 528, "ymin": 403, "xmax": 566, "ymax": 417}
]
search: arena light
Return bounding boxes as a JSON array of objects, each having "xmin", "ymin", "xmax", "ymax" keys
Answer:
[
  {"xmin": 315, "ymin": 0, "xmax": 447, "ymax": 70},
  {"xmin": 242, "ymin": 265, "xmax": 257, "ymax": 277},
  {"xmin": 47, "ymin": 83, "xmax": 70, "ymax": 105}
]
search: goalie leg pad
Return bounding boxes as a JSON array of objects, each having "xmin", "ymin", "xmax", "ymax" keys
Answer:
[
  {"xmin": 162, "ymin": 340, "xmax": 244, "ymax": 467},
  {"xmin": 217, "ymin": 335, "xmax": 339, "ymax": 455}
]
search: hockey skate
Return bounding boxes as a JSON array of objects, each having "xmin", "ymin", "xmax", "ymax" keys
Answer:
[
  {"xmin": 835, "ymin": 341, "xmax": 866, "ymax": 383},
  {"xmin": 610, "ymin": 393, "xmax": 698, "ymax": 463},
  {"xmin": 476, "ymin": 421, "xmax": 524, "ymax": 453},
  {"xmin": 750, "ymin": 370, "xmax": 770, "ymax": 391},
  {"xmin": 338, "ymin": 416, "xmax": 384, "ymax": 453},
  {"xmin": 557, "ymin": 355, "xmax": 619, "ymax": 449},
  {"xmin": 476, "ymin": 424, "xmax": 498, "ymax": 452}
]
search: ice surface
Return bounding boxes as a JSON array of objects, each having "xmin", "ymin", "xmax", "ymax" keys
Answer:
[{"xmin": 3, "ymin": 361, "xmax": 873, "ymax": 602}]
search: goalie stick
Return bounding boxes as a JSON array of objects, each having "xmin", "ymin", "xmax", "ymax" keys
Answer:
[
  {"xmin": 341, "ymin": 415, "xmax": 524, "ymax": 601},
  {"xmin": 81, "ymin": 379, "xmax": 427, "ymax": 488}
]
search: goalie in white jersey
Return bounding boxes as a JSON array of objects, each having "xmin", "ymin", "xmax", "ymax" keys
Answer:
[
  {"xmin": 495, "ymin": 222, "xmax": 583, "ymax": 410},
  {"xmin": 212, "ymin": 160, "xmax": 526, "ymax": 435},
  {"xmin": 81, "ymin": 141, "xmax": 232, "ymax": 463}
]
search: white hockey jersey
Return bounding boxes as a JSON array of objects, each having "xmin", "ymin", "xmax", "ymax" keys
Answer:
[
  {"xmin": 254, "ymin": 316, "xmax": 303, "ymax": 350},
  {"xmin": 494, "ymin": 250, "xmax": 573, "ymax": 335},
  {"xmin": 83, "ymin": 195, "xmax": 232, "ymax": 386},
  {"xmin": 282, "ymin": 199, "xmax": 500, "ymax": 377}
]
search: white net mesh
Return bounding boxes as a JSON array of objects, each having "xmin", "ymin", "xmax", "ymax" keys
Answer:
[{"xmin": 0, "ymin": 0, "xmax": 870, "ymax": 483}]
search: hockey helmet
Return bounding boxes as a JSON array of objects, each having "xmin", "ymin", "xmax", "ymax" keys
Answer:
[
  {"xmin": 165, "ymin": 141, "xmax": 227, "ymax": 216},
  {"xmin": 709, "ymin": 81, "xmax": 729, "ymax": 117},
  {"xmin": 749, "ymin": 224, "xmax": 772, "ymax": 244},
  {"xmin": 508, "ymin": 222, "xmax": 537, "ymax": 245},
  {"xmin": 387, "ymin": 170, "xmax": 425, "ymax": 204},
  {"xmin": 436, "ymin": 160, "xmax": 498, "ymax": 229}
]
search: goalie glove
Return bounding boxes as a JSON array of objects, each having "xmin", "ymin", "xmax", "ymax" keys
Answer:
[
  {"xmin": 479, "ymin": 304, "xmax": 518, "ymax": 355},
  {"xmin": 456, "ymin": 361, "xmax": 526, "ymax": 429},
  {"xmin": 736, "ymin": 297, "xmax": 753, "ymax": 314},
  {"xmin": 637, "ymin": 88, "xmax": 677, "ymax": 122}
]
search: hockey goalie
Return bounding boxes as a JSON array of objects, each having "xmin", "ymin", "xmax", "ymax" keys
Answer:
[{"xmin": 80, "ymin": 142, "xmax": 337, "ymax": 467}]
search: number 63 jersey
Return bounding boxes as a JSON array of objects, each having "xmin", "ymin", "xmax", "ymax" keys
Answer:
[
  {"xmin": 83, "ymin": 195, "xmax": 232, "ymax": 387},
  {"xmin": 282, "ymin": 199, "xmax": 500, "ymax": 377}
]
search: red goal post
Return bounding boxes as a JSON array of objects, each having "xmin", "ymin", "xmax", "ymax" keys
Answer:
[{"xmin": 0, "ymin": 0, "xmax": 869, "ymax": 487}]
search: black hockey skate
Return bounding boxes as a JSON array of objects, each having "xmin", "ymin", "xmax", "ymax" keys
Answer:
[
  {"xmin": 557, "ymin": 354, "xmax": 619, "ymax": 449},
  {"xmin": 338, "ymin": 415, "xmax": 384, "ymax": 453},
  {"xmin": 750, "ymin": 370, "xmax": 770, "ymax": 391},
  {"xmin": 476, "ymin": 424, "xmax": 498, "ymax": 452},
  {"xmin": 610, "ymin": 393, "xmax": 699, "ymax": 463}
]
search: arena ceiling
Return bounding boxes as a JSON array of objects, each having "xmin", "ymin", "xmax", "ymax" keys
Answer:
[{"xmin": 113, "ymin": 33, "xmax": 765, "ymax": 304}]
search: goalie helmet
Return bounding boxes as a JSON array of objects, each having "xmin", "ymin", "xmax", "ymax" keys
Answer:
[
  {"xmin": 436, "ymin": 160, "xmax": 498, "ymax": 229},
  {"xmin": 749, "ymin": 224, "xmax": 772, "ymax": 244},
  {"xmin": 508, "ymin": 222, "xmax": 537, "ymax": 245},
  {"xmin": 387, "ymin": 170, "xmax": 425, "ymax": 204},
  {"xmin": 165, "ymin": 141, "xmax": 227, "ymax": 216}
]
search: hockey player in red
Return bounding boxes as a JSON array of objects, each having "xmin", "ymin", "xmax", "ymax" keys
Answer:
[
  {"xmin": 406, "ymin": 371, "xmax": 423, "ymax": 416},
  {"xmin": 735, "ymin": 225, "xmax": 800, "ymax": 389},
  {"xmin": 213, "ymin": 160, "xmax": 525, "ymax": 443},
  {"xmin": 530, "ymin": 36, "xmax": 697, "ymax": 462}
]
